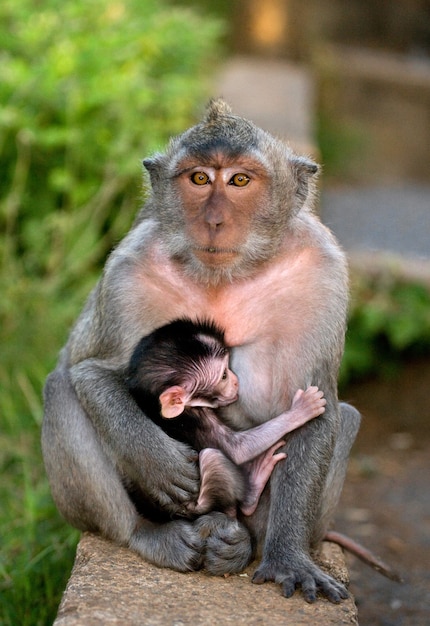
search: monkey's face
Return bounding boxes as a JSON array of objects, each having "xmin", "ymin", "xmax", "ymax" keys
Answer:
[
  {"xmin": 211, "ymin": 361, "xmax": 239, "ymax": 407},
  {"xmin": 143, "ymin": 100, "xmax": 318, "ymax": 284},
  {"xmin": 174, "ymin": 153, "xmax": 272, "ymax": 269},
  {"xmin": 188, "ymin": 353, "xmax": 239, "ymax": 409}
]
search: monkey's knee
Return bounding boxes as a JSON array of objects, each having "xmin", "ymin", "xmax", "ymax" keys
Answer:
[
  {"xmin": 339, "ymin": 402, "xmax": 361, "ymax": 447},
  {"xmin": 311, "ymin": 403, "xmax": 362, "ymax": 546}
]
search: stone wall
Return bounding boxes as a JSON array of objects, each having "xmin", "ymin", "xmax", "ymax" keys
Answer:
[{"xmin": 317, "ymin": 45, "xmax": 430, "ymax": 183}]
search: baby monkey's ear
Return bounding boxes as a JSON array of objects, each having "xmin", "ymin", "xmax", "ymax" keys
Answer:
[{"xmin": 159, "ymin": 386, "xmax": 188, "ymax": 419}]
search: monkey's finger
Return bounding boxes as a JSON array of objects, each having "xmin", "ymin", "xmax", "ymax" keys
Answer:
[
  {"xmin": 268, "ymin": 440, "xmax": 286, "ymax": 454},
  {"xmin": 300, "ymin": 574, "xmax": 318, "ymax": 603},
  {"xmin": 279, "ymin": 572, "xmax": 298, "ymax": 599},
  {"xmin": 170, "ymin": 482, "xmax": 200, "ymax": 500},
  {"xmin": 154, "ymin": 477, "xmax": 200, "ymax": 509},
  {"xmin": 317, "ymin": 579, "xmax": 349, "ymax": 604},
  {"xmin": 315, "ymin": 403, "xmax": 326, "ymax": 415},
  {"xmin": 274, "ymin": 452, "xmax": 287, "ymax": 460},
  {"xmin": 305, "ymin": 385, "xmax": 319, "ymax": 393},
  {"xmin": 252, "ymin": 574, "xmax": 266, "ymax": 585},
  {"xmin": 291, "ymin": 389, "xmax": 304, "ymax": 402},
  {"xmin": 304, "ymin": 386, "xmax": 325, "ymax": 399}
]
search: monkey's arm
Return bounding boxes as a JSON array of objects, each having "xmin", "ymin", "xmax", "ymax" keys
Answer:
[
  {"xmin": 211, "ymin": 387, "xmax": 325, "ymax": 465},
  {"xmin": 69, "ymin": 357, "xmax": 200, "ymax": 514},
  {"xmin": 61, "ymin": 238, "xmax": 204, "ymax": 513}
]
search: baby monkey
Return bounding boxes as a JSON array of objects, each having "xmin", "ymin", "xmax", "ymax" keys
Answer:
[
  {"xmin": 126, "ymin": 319, "xmax": 403, "ymax": 581},
  {"xmin": 126, "ymin": 319, "xmax": 326, "ymax": 518}
]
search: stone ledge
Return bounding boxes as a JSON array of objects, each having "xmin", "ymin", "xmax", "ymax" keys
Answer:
[{"xmin": 54, "ymin": 533, "xmax": 358, "ymax": 626}]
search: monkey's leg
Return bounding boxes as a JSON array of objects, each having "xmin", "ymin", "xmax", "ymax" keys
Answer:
[
  {"xmin": 187, "ymin": 449, "xmax": 254, "ymax": 573},
  {"xmin": 190, "ymin": 448, "xmax": 245, "ymax": 516},
  {"xmin": 310, "ymin": 404, "xmax": 401, "ymax": 583},
  {"xmin": 252, "ymin": 398, "xmax": 360, "ymax": 603},
  {"xmin": 240, "ymin": 441, "xmax": 286, "ymax": 516},
  {"xmin": 311, "ymin": 402, "xmax": 361, "ymax": 546},
  {"xmin": 218, "ymin": 386, "xmax": 325, "ymax": 466},
  {"xmin": 42, "ymin": 367, "xmax": 205, "ymax": 572}
]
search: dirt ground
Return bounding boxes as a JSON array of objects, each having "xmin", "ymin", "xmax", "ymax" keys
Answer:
[{"xmin": 335, "ymin": 360, "xmax": 430, "ymax": 626}]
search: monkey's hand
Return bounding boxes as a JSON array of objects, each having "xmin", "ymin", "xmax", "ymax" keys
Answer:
[
  {"xmin": 252, "ymin": 555, "xmax": 349, "ymax": 603},
  {"xmin": 139, "ymin": 435, "xmax": 201, "ymax": 517},
  {"xmin": 195, "ymin": 512, "xmax": 253, "ymax": 574},
  {"xmin": 286, "ymin": 386, "xmax": 326, "ymax": 429}
]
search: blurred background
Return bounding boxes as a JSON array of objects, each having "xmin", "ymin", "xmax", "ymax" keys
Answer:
[{"xmin": 1, "ymin": 1, "xmax": 429, "ymax": 624}]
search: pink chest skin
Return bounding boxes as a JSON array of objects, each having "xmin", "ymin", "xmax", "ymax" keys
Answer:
[{"xmin": 124, "ymin": 242, "xmax": 326, "ymax": 427}]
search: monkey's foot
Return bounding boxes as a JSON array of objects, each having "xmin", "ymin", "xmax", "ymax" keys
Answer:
[
  {"xmin": 241, "ymin": 441, "xmax": 286, "ymax": 516},
  {"xmin": 252, "ymin": 556, "xmax": 349, "ymax": 604},
  {"xmin": 130, "ymin": 519, "xmax": 204, "ymax": 572},
  {"xmin": 195, "ymin": 512, "xmax": 253, "ymax": 575}
]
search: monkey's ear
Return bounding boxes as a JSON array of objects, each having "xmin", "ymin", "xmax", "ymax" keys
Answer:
[
  {"xmin": 290, "ymin": 155, "xmax": 319, "ymax": 206},
  {"xmin": 142, "ymin": 154, "xmax": 166, "ymax": 184},
  {"xmin": 142, "ymin": 156, "xmax": 158, "ymax": 172},
  {"xmin": 291, "ymin": 155, "xmax": 319, "ymax": 177},
  {"xmin": 159, "ymin": 386, "xmax": 188, "ymax": 419}
]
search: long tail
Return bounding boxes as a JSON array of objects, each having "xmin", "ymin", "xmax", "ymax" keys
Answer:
[{"xmin": 325, "ymin": 530, "xmax": 403, "ymax": 583}]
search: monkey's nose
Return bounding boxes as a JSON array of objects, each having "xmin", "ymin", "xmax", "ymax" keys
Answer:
[{"xmin": 206, "ymin": 215, "xmax": 224, "ymax": 230}]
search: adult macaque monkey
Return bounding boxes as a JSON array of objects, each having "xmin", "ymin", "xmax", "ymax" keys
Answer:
[
  {"xmin": 126, "ymin": 318, "xmax": 326, "ymax": 518},
  {"xmin": 42, "ymin": 99, "xmax": 361, "ymax": 603}
]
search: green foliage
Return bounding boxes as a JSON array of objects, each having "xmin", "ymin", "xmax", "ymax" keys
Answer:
[
  {"xmin": 341, "ymin": 273, "xmax": 430, "ymax": 387},
  {"xmin": 0, "ymin": 0, "xmax": 222, "ymax": 623},
  {"xmin": 0, "ymin": 359, "xmax": 80, "ymax": 626},
  {"xmin": 316, "ymin": 112, "xmax": 369, "ymax": 182},
  {"xmin": 0, "ymin": 0, "xmax": 223, "ymax": 276}
]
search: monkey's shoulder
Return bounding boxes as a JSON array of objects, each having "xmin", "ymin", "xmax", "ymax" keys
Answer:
[
  {"xmin": 292, "ymin": 212, "xmax": 347, "ymax": 269},
  {"xmin": 104, "ymin": 218, "xmax": 161, "ymax": 274}
]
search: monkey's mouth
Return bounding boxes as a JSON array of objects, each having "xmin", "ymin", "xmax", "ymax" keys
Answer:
[
  {"xmin": 196, "ymin": 246, "xmax": 237, "ymax": 254},
  {"xmin": 193, "ymin": 246, "xmax": 238, "ymax": 265},
  {"xmin": 216, "ymin": 394, "xmax": 239, "ymax": 405}
]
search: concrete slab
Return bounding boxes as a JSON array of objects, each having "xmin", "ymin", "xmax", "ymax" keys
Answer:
[{"xmin": 54, "ymin": 534, "xmax": 358, "ymax": 626}]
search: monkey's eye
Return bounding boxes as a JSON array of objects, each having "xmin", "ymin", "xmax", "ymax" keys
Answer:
[
  {"xmin": 229, "ymin": 173, "xmax": 250, "ymax": 187},
  {"xmin": 221, "ymin": 369, "xmax": 228, "ymax": 380},
  {"xmin": 191, "ymin": 172, "xmax": 210, "ymax": 185}
]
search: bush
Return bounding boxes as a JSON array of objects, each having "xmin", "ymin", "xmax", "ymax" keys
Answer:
[
  {"xmin": 340, "ymin": 272, "xmax": 430, "ymax": 387},
  {"xmin": 0, "ymin": 0, "xmax": 222, "ymax": 277},
  {"xmin": 0, "ymin": 1, "xmax": 222, "ymax": 623}
]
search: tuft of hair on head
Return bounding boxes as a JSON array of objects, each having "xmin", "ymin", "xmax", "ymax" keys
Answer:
[
  {"xmin": 204, "ymin": 98, "xmax": 233, "ymax": 123},
  {"xmin": 160, "ymin": 318, "xmax": 228, "ymax": 363}
]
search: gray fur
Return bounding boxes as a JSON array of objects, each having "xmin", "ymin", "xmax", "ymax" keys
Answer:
[{"xmin": 42, "ymin": 99, "xmax": 360, "ymax": 600}]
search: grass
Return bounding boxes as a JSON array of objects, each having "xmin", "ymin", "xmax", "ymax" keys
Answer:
[{"xmin": 0, "ymin": 363, "xmax": 80, "ymax": 625}]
